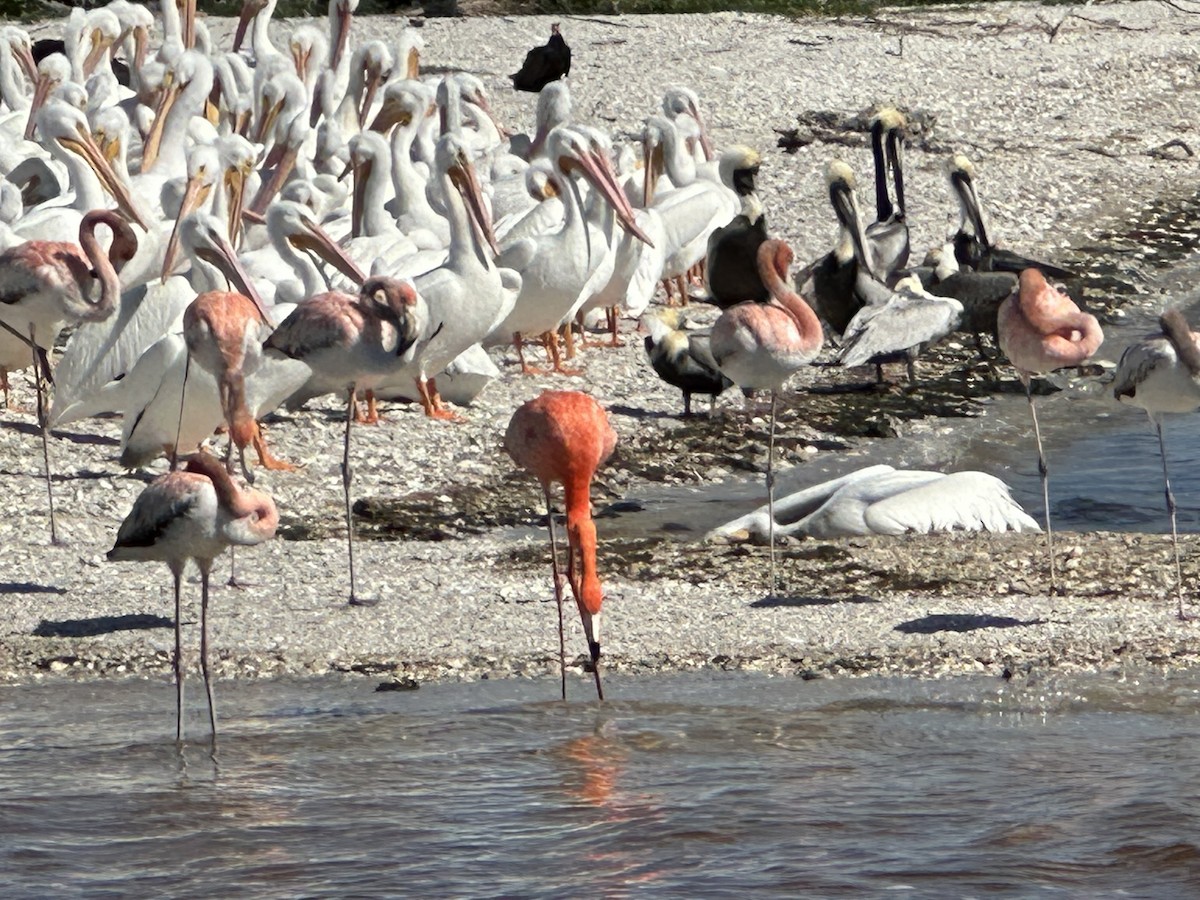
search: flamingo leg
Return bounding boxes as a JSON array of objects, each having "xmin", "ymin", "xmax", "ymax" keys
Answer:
[
  {"xmin": 342, "ymin": 388, "xmax": 370, "ymax": 607},
  {"xmin": 1156, "ymin": 419, "xmax": 1191, "ymax": 621},
  {"xmin": 172, "ymin": 564, "xmax": 185, "ymax": 745},
  {"xmin": 607, "ymin": 307, "xmax": 623, "ymax": 347},
  {"xmin": 676, "ymin": 275, "xmax": 689, "ymax": 307},
  {"xmin": 542, "ymin": 486, "xmax": 568, "ymax": 702},
  {"xmin": 31, "ymin": 329, "xmax": 58, "ymax": 545},
  {"xmin": 249, "ymin": 421, "xmax": 300, "ymax": 471},
  {"xmin": 767, "ymin": 389, "xmax": 778, "ymax": 597},
  {"xmin": 565, "ymin": 532, "xmax": 603, "ymax": 701},
  {"xmin": 1, "ymin": 366, "xmax": 9, "ymax": 408},
  {"xmin": 1024, "ymin": 378, "xmax": 1059, "ymax": 594},
  {"xmin": 199, "ymin": 560, "xmax": 219, "ymax": 750}
]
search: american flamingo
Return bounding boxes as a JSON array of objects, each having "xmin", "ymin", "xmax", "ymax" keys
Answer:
[
  {"xmin": 504, "ymin": 390, "xmax": 616, "ymax": 701},
  {"xmin": 0, "ymin": 209, "xmax": 136, "ymax": 543},
  {"xmin": 1113, "ymin": 308, "xmax": 1200, "ymax": 620},
  {"xmin": 998, "ymin": 268, "xmax": 1103, "ymax": 593},
  {"xmin": 107, "ymin": 451, "xmax": 279, "ymax": 745},
  {"xmin": 265, "ymin": 276, "xmax": 423, "ymax": 606},
  {"xmin": 710, "ymin": 238, "xmax": 823, "ymax": 594}
]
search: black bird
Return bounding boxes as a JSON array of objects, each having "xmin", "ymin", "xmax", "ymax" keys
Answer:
[
  {"xmin": 921, "ymin": 243, "xmax": 1017, "ymax": 356},
  {"xmin": 704, "ymin": 145, "xmax": 769, "ymax": 309},
  {"xmin": 947, "ymin": 154, "xmax": 1076, "ymax": 280},
  {"xmin": 511, "ymin": 23, "xmax": 571, "ymax": 94},
  {"xmin": 866, "ymin": 107, "xmax": 910, "ymax": 280},
  {"xmin": 643, "ymin": 309, "xmax": 732, "ymax": 416},
  {"xmin": 798, "ymin": 160, "xmax": 874, "ymax": 339},
  {"xmin": 32, "ymin": 38, "xmax": 131, "ymax": 88}
]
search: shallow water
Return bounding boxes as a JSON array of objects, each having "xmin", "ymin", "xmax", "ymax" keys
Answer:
[{"xmin": 3, "ymin": 670, "xmax": 1199, "ymax": 897}]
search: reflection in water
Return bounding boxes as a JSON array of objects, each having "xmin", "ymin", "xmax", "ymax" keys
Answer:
[{"xmin": 3, "ymin": 672, "xmax": 1200, "ymax": 895}]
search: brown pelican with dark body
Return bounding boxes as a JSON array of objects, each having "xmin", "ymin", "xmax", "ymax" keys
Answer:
[
  {"xmin": 948, "ymin": 155, "xmax": 1076, "ymax": 281},
  {"xmin": 511, "ymin": 23, "xmax": 570, "ymax": 93},
  {"xmin": 643, "ymin": 308, "xmax": 732, "ymax": 415},
  {"xmin": 704, "ymin": 146, "xmax": 768, "ymax": 309}
]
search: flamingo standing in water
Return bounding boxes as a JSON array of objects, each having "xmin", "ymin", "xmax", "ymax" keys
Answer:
[
  {"xmin": 265, "ymin": 276, "xmax": 423, "ymax": 606},
  {"xmin": 107, "ymin": 451, "xmax": 279, "ymax": 746},
  {"xmin": 998, "ymin": 268, "xmax": 1103, "ymax": 593},
  {"xmin": 1112, "ymin": 308, "xmax": 1200, "ymax": 619},
  {"xmin": 505, "ymin": 390, "xmax": 616, "ymax": 701},
  {"xmin": 710, "ymin": 239, "xmax": 824, "ymax": 595}
]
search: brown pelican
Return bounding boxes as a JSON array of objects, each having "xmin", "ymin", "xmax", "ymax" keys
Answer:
[
  {"xmin": 866, "ymin": 107, "xmax": 909, "ymax": 279},
  {"xmin": 948, "ymin": 154, "xmax": 1076, "ymax": 280},
  {"xmin": 703, "ymin": 145, "xmax": 769, "ymax": 309},
  {"xmin": 642, "ymin": 308, "xmax": 731, "ymax": 416}
]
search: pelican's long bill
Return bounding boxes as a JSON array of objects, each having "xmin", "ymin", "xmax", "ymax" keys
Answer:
[
  {"xmin": 447, "ymin": 148, "xmax": 499, "ymax": 258},
  {"xmin": 562, "ymin": 146, "xmax": 655, "ymax": 248},
  {"xmin": 59, "ymin": 120, "xmax": 148, "ymax": 230},
  {"xmin": 949, "ymin": 157, "xmax": 990, "ymax": 250},
  {"xmin": 161, "ymin": 169, "xmax": 215, "ymax": 282},
  {"xmin": 140, "ymin": 69, "xmax": 179, "ymax": 171},
  {"xmin": 195, "ymin": 227, "xmax": 273, "ymax": 325},
  {"xmin": 827, "ymin": 163, "xmax": 874, "ymax": 279},
  {"xmin": 288, "ymin": 212, "xmax": 368, "ymax": 287}
]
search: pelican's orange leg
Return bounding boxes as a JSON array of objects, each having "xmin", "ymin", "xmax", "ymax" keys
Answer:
[
  {"xmin": 417, "ymin": 377, "xmax": 463, "ymax": 421},
  {"xmin": 544, "ymin": 331, "xmax": 582, "ymax": 377},
  {"xmin": 514, "ymin": 332, "xmax": 548, "ymax": 375}
]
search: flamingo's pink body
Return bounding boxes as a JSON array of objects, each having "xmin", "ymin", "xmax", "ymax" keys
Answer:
[
  {"xmin": 998, "ymin": 269, "xmax": 1103, "ymax": 378},
  {"xmin": 505, "ymin": 390, "xmax": 616, "ymax": 699},
  {"xmin": 710, "ymin": 239, "xmax": 823, "ymax": 393},
  {"xmin": 997, "ymin": 268, "xmax": 1103, "ymax": 593}
]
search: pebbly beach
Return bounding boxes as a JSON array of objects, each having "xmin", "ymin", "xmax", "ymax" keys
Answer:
[{"xmin": 3, "ymin": 1, "xmax": 1200, "ymax": 692}]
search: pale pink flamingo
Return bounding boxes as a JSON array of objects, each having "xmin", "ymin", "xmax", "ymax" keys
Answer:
[
  {"xmin": 505, "ymin": 390, "xmax": 617, "ymax": 700},
  {"xmin": 107, "ymin": 450, "xmax": 279, "ymax": 745},
  {"xmin": 265, "ymin": 276, "xmax": 423, "ymax": 606},
  {"xmin": 998, "ymin": 268, "xmax": 1103, "ymax": 593},
  {"xmin": 1113, "ymin": 308, "xmax": 1200, "ymax": 619},
  {"xmin": 0, "ymin": 209, "xmax": 136, "ymax": 543},
  {"xmin": 176, "ymin": 217, "xmax": 295, "ymax": 480},
  {"xmin": 710, "ymin": 238, "xmax": 824, "ymax": 594}
]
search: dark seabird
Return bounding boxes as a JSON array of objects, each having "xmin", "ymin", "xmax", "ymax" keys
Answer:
[
  {"xmin": 643, "ymin": 308, "xmax": 732, "ymax": 415},
  {"xmin": 798, "ymin": 159, "xmax": 874, "ymax": 339},
  {"xmin": 947, "ymin": 154, "xmax": 1076, "ymax": 280},
  {"xmin": 704, "ymin": 145, "xmax": 769, "ymax": 309},
  {"xmin": 511, "ymin": 23, "xmax": 571, "ymax": 94}
]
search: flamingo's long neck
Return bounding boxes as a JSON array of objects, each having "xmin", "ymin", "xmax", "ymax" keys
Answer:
[
  {"xmin": 762, "ymin": 251, "xmax": 822, "ymax": 352},
  {"xmin": 563, "ymin": 476, "xmax": 602, "ymax": 617},
  {"xmin": 77, "ymin": 219, "xmax": 122, "ymax": 321}
]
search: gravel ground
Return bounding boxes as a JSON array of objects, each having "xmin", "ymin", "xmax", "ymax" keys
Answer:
[{"xmin": 4, "ymin": 3, "xmax": 1200, "ymax": 689}]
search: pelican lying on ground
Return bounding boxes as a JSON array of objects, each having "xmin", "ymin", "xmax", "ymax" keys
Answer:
[{"xmin": 707, "ymin": 464, "xmax": 1039, "ymax": 541}]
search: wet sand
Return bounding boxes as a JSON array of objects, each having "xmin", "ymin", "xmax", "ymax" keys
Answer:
[{"xmin": 3, "ymin": 3, "xmax": 1200, "ymax": 687}]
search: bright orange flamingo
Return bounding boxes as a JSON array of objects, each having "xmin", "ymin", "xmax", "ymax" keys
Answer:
[
  {"xmin": 998, "ymin": 268, "xmax": 1103, "ymax": 593},
  {"xmin": 505, "ymin": 390, "xmax": 617, "ymax": 700},
  {"xmin": 107, "ymin": 451, "xmax": 279, "ymax": 746},
  {"xmin": 710, "ymin": 238, "xmax": 823, "ymax": 594}
]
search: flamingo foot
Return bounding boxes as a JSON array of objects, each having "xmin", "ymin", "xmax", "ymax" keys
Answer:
[{"xmin": 251, "ymin": 424, "xmax": 300, "ymax": 472}]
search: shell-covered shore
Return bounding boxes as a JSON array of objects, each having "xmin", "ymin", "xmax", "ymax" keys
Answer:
[{"xmin": 4, "ymin": 3, "xmax": 1200, "ymax": 688}]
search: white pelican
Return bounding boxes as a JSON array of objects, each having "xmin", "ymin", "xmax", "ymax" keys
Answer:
[
  {"xmin": 488, "ymin": 126, "xmax": 654, "ymax": 372},
  {"xmin": 707, "ymin": 465, "xmax": 1039, "ymax": 541}
]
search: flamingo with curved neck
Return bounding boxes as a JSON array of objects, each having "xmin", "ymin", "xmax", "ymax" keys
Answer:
[
  {"xmin": 998, "ymin": 268, "xmax": 1103, "ymax": 594},
  {"xmin": 711, "ymin": 239, "xmax": 824, "ymax": 595}
]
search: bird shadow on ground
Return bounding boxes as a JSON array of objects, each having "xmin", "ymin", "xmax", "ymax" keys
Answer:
[
  {"xmin": 607, "ymin": 403, "xmax": 688, "ymax": 422},
  {"xmin": 1, "ymin": 419, "xmax": 120, "ymax": 446},
  {"xmin": 894, "ymin": 614, "xmax": 1047, "ymax": 634},
  {"xmin": 0, "ymin": 582, "xmax": 67, "ymax": 596},
  {"xmin": 32, "ymin": 613, "xmax": 173, "ymax": 638},
  {"xmin": 750, "ymin": 594, "xmax": 880, "ymax": 608}
]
